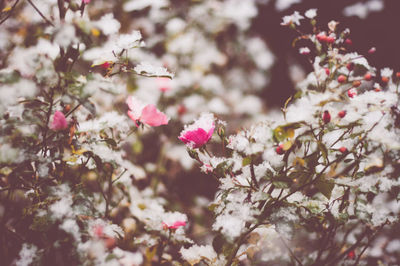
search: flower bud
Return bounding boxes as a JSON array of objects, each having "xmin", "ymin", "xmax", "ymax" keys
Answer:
[
  {"xmin": 276, "ymin": 144, "xmax": 284, "ymax": 155},
  {"xmin": 338, "ymin": 110, "xmax": 346, "ymax": 118},
  {"xmin": 345, "ymin": 38, "xmax": 353, "ymax": 45},
  {"xmin": 347, "ymin": 88, "xmax": 357, "ymax": 98},
  {"xmin": 352, "ymin": 80, "xmax": 361, "ymax": 87},
  {"xmin": 325, "ymin": 68, "xmax": 330, "ymax": 75},
  {"xmin": 339, "ymin": 147, "xmax": 347, "ymax": 153},
  {"xmin": 322, "ymin": 110, "xmax": 331, "ymax": 123},
  {"xmin": 346, "ymin": 63, "xmax": 354, "ymax": 71},
  {"xmin": 364, "ymin": 73, "xmax": 372, "ymax": 81},
  {"xmin": 337, "ymin": 75, "xmax": 347, "ymax": 83},
  {"xmin": 381, "ymin": 76, "xmax": 389, "ymax": 83}
]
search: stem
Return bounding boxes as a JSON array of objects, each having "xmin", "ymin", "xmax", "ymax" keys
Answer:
[
  {"xmin": 280, "ymin": 236, "xmax": 303, "ymax": 266},
  {"xmin": 249, "ymin": 157, "xmax": 259, "ymax": 189},
  {"xmin": 224, "ymin": 223, "xmax": 260, "ymax": 266},
  {"xmin": 0, "ymin": 0, "xmax": 20, "ymax": 26}
]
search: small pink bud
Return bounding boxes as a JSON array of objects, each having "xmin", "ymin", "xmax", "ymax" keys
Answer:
[
  {"xmin": 317, "ymin": 33, "xmax": 327, "ymax": 42},
  {"xmin": 346, "ymin": 63, "xmax": 354, "ymax": 71},
  {"xmin": 322, "ymin": 110, "xmax": 331, "ymax": 123},
  {"xmin": 338, "ymin": 110, "xmax": 346, "ymax": 118},
  {"xmin": 339, "ymin": 147, "xmax": 347, "ymax": 153},
  {"xmin": 325, "ymin": 68, "xmax": 330, "ymax": 75},
  {"xmin": 364, "ymin": 73, "xmax": 372, "ymax": 81},
  {"xmin": 381, "ymin": 76, "xmax": 389, "ymax": 83},
  {"xmin": 347, "ymin": 88, "xmax": 357, "ymax": 98},
  {"xmin": 368, "ymin": 47, "xmax": 376, "ymax": 54},
  {"xmin": 396, "ymin": 72, "xmax": 400, "ymax": 78},
  {"xmin": 345, "ymin": 38, "xmax": 353, "ymax": 45},
  {"xmin": 337, "ymin": 75, "xmax": 347, "ymax": 83},
  {"xmin": 50, "ymin": 111, "xmax": 68, "ymax": 130},
  {"xmin": 347, "ymin": 250, "xmax": 356, "ymax": 260},
  {"xmin": 326, "ymin": 36, "xmax": 335, "ymax": 43},
  {"xmin": 162, "ymin": 220, "xmax": 186, "ymax": 230},
  {"xmin": 276, "ymin": 144, "xmax": 284, "ymax": 155}
]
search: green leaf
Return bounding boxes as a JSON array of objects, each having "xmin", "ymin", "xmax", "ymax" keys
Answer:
[
  {"xmin": 315, "ymin": 178, "xmax": 334, "ymax": 199},
  {"xmin": 242, "ymin": 157, "xmax": 252, "ymax": 167}
]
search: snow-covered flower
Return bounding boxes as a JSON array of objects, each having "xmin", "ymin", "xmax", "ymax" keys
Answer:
[
  {"xmin": 50, "ymin": 111, "xmax": 68, "ymax": 130},
  {"xmin": 126, "ymin": 96, "xmax": 169, "ymax": 127},
  {"xmin": 305, "ymin": 8, "xmax": 317, "ymax": 19},
  {"xmin": 116, "ymin": 30, "xmax": 144, "ymax": 50},
  {"xmin": 179, "ymin": 113, "xmax": 215, "ymax": 149},
  {"xmin": 299, "ymin": 47, "xmax": 310, "ymax": 55},
  {"xmin": 281, "ymin": 11, "xmax": 304, "ymax": 26}
]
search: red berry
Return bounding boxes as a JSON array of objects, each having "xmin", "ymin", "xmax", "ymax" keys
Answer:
[
  {"xmin": 276, "ymin": 145, "xmax": 284, "ymax": 155},
  {"xmin": 381, "ymin": 76, "xmax": 389, "ymax": 83},
  {"xmin": 352, "ymin": 80, "xmax": 361, "ymax": 87},
  {"xmin": 338, "ymin": 75, "xmax": 347, "ymax": 83},
  {"xmin": 345, "ymin": 38, "xmax": 353, "ymax": 45},
  {"xmin": 346, "ymin": 63, "xmax": 354, "ymax": 71},
  {"xmin": 364, "ymin": 73, "xmax": 372, "ymax": 81},
  {"xmin": 347, "ymin": 250, "xmax": 356, "ymax": 260},
  {"xmin": 338, "ymin": 110, "xmax": 346, "ymax": 118},
  {"xmin": 325, "ymin": 68, "xmax": 330, "ymax": 75},
  {"xmin": 177, "ymin": 104, "xmax": 186, "ymax": 115},
  {"xmin": 322, "ymin": 110, "xmax": 331, "ymax": 124},
  {"xmin": 347, "ymin": 88, "xmax": 357, "ymax": 98},
  {"xmin": 339, "ymin": 147, "xmax": 347, "ymax": 153},
  {"xmin": 317, "ymin": 33, "xmax": 327, "ymax": 42}
]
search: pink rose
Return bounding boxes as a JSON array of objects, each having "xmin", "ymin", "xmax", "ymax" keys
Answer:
[
  {"xmin": 126, "ymin": 96, "xmax": 169, "ymax": 127},
  {"xmin": 179, "ymin": 113, "xmax": 214, "ymax": 148},
  {"xmin": 50, "ymin": 111, "xmax": 68, "ymax": 130}
]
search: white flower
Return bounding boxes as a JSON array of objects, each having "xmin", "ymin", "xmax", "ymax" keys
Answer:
[
  {"xmin": 381, "ymin": 67, "xmax": 393, "ymax": 77},
  {"xmin": 281, "ymin": 11, "xmax": 304, "ymax": 26},
  {"xmin": 305, "ymin": 8, "xmax": 317, "ymax": 19}
]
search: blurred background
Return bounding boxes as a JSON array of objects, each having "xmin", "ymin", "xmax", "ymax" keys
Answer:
[{"xmin": 255, "ymin": 0, "xmax": 400, "ymax": 107}]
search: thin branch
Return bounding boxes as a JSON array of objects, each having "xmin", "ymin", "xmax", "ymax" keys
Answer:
[
  {"xmin": 0, "ymin": 0, "xmax": 20, "ymax": 26},
  {"xmin": 280, "ymin": 236, "xmax": 303, "ymax": 266},
  {"xmin": 27, "ymin": 0, "xmax": 54, "ymax": 26}
]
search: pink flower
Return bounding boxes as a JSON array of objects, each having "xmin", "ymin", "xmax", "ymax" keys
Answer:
[
  {"xmin": 82, "ymin": 0, "xmax": 91, "ymax": 4},
  {"xmin": 162, "ymin": 220, "xmax": 186, "ymax": 230},
  {"xmin": 50, "ymin": 111, "xmax": 68, "ymax": 130},
  {"xmin": 126, "ymin": 96, "xmax": 169, "ymax": 127},
  {"xmin": 179, "ymin": 113, "xmax": 215, "ymax": 148}
]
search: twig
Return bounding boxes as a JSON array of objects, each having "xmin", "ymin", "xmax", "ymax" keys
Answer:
[
  {"xmin": 280, "ymin": 236, "xmax": 303, "ymax": 266},
  {"xmin": 27, "ymin": 0, "xmax": 54, "ymax": 26},
  {"xmin": 0, "ymin": 0, "xmax": 20, "ymax": 26}
]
